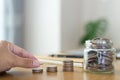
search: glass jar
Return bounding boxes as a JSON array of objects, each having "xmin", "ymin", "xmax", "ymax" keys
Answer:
[{"xmin": 84, "ymin": 38, "xmax": 116, "ymax": 73}]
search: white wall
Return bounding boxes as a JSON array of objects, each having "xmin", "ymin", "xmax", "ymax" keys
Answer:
[
  {"xmin": 24, "ymin": 0, "xmax": 120, "ymax": 55},
  {"xmin": 24, "ymin": 0, "xmax": 61, "ymax": 54},
  {"xmin": 0, "ymin": 0, "xmax": 5, "ymax": 39},
  {"xmin": 106, "ymin": 0, "xmax": 120, "ymax": 48},
  {"xmin": 60, "ymin": 0, "xmax": 120, "ymax": 50},
  {"xmin": 81, "ymin": 0, "xmax": 120, "ymax": 48},
  {"xmin": 61, "ymin": 0, "xmax": 84, "ymax": 51},
  {"xmin": 24, "ymin": 0, "xmax": 84, "ymax": 54}
]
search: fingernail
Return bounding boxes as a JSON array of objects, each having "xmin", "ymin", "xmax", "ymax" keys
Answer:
[{"xmin": 33, "ymin": 60, "xmax": 40, "ymax": 67}]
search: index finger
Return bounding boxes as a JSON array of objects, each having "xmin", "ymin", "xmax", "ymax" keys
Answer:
[{"xmin": 8, "ymin": 43, "xmax": 37, "ymax": 60}]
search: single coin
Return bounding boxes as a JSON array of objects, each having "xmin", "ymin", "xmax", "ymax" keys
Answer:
[
  {"xmin": 63, "ymin": 60, "xmax": 73, "ymax": 65},
  {"xmin": 64, "ymin": 63, "xmax": 73, "ymax": 65},
  {"xmin": 63, "ymin": 60, "xmax": 73, "ymax": 63}
]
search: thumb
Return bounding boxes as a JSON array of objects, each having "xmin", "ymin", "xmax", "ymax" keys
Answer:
[{"xmin": 13, "ymin": 56, "xmax": 40, "ymax": 68}]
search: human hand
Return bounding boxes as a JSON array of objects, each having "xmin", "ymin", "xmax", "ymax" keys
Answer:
[{"xmin": 0, "ymin": 40, "xmax": 40, "ymax": 72}]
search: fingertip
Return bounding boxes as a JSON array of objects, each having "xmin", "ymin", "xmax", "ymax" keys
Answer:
[{"xmin": 32, "ymin": 60, "xmax": 40, "ymax": 67}]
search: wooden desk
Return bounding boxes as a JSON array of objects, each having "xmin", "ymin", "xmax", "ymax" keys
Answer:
[{"xmin": 0, "ymin": 60, "xmax": 120, "ymax": 80}]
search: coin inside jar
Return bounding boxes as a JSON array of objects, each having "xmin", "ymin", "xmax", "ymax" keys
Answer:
[{"xmin": 90, "ymin": 38, "xmax": 113, "ymax": 49}]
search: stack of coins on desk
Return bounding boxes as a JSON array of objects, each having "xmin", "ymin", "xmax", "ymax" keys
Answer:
[
  {"xmin": 32, "ymin": 68, "xmax": 43, "ymax": 73},
  {"xmin": 47, "ymin": 65, "xmax": 57, "ymax": 72},
  {"xmin": 63, "ymin": 60, "xmax": 74, "ymax": 72}
]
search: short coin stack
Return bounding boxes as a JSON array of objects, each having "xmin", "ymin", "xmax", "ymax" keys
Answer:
[
  {"xmin": 32, "ymin": 68, "xmax": 43, "ymax": 73},
  {"xmin": 63, "ymin": 60, "xmax": 74, "ymax": 72},
  {"xmin": 47, "ymin": 65, "xmax": 57, "ymax": 72}
]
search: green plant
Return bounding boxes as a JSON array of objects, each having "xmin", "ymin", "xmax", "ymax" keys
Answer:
[{"xmin": 80, "ymin": 18, "xmax": 108, "ymax": 45}]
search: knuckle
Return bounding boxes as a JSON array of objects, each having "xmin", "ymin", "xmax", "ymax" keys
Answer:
[
  {"xmin": 0, "ymin": 40, "xmax": 7, "ymax": 43},
  {"xmin": 0, "ymin": 40, "xmax": 9, "ymax": 46}
]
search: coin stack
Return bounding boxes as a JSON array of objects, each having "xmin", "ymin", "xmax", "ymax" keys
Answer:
[
  {"xmin": 47, "ymin": 65, "xmax": 57, "ymax": 72},
  {"xmin": 63, "ymin": 60, "xmax": 74, "ymax": 72},
  {"xmin": 32, "ymin": 68, "xmax": 43, "ymax": 73}
]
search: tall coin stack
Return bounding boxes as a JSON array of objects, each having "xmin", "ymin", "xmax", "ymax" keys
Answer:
[{"xmin": 63, "ymin": 60, "xmax": 74, "ymax": 72}]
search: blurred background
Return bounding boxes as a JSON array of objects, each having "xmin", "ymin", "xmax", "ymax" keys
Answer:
[{"xmin": 0, "ymin": 0, "xmax": 120, "ymax": 55}]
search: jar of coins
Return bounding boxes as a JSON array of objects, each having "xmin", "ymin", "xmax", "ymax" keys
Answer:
[{"xmin": 84, "ymin": 38, "xmax": 116, "ymax": 73}]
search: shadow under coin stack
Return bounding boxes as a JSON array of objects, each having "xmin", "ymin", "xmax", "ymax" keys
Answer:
[
  {"xmin": 84, "ymin": 38, "xmax": 116, "ymax": 73},
  {"xmin": 63, "ymin": 60, "xmax": 74, "ymax": 72}
]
